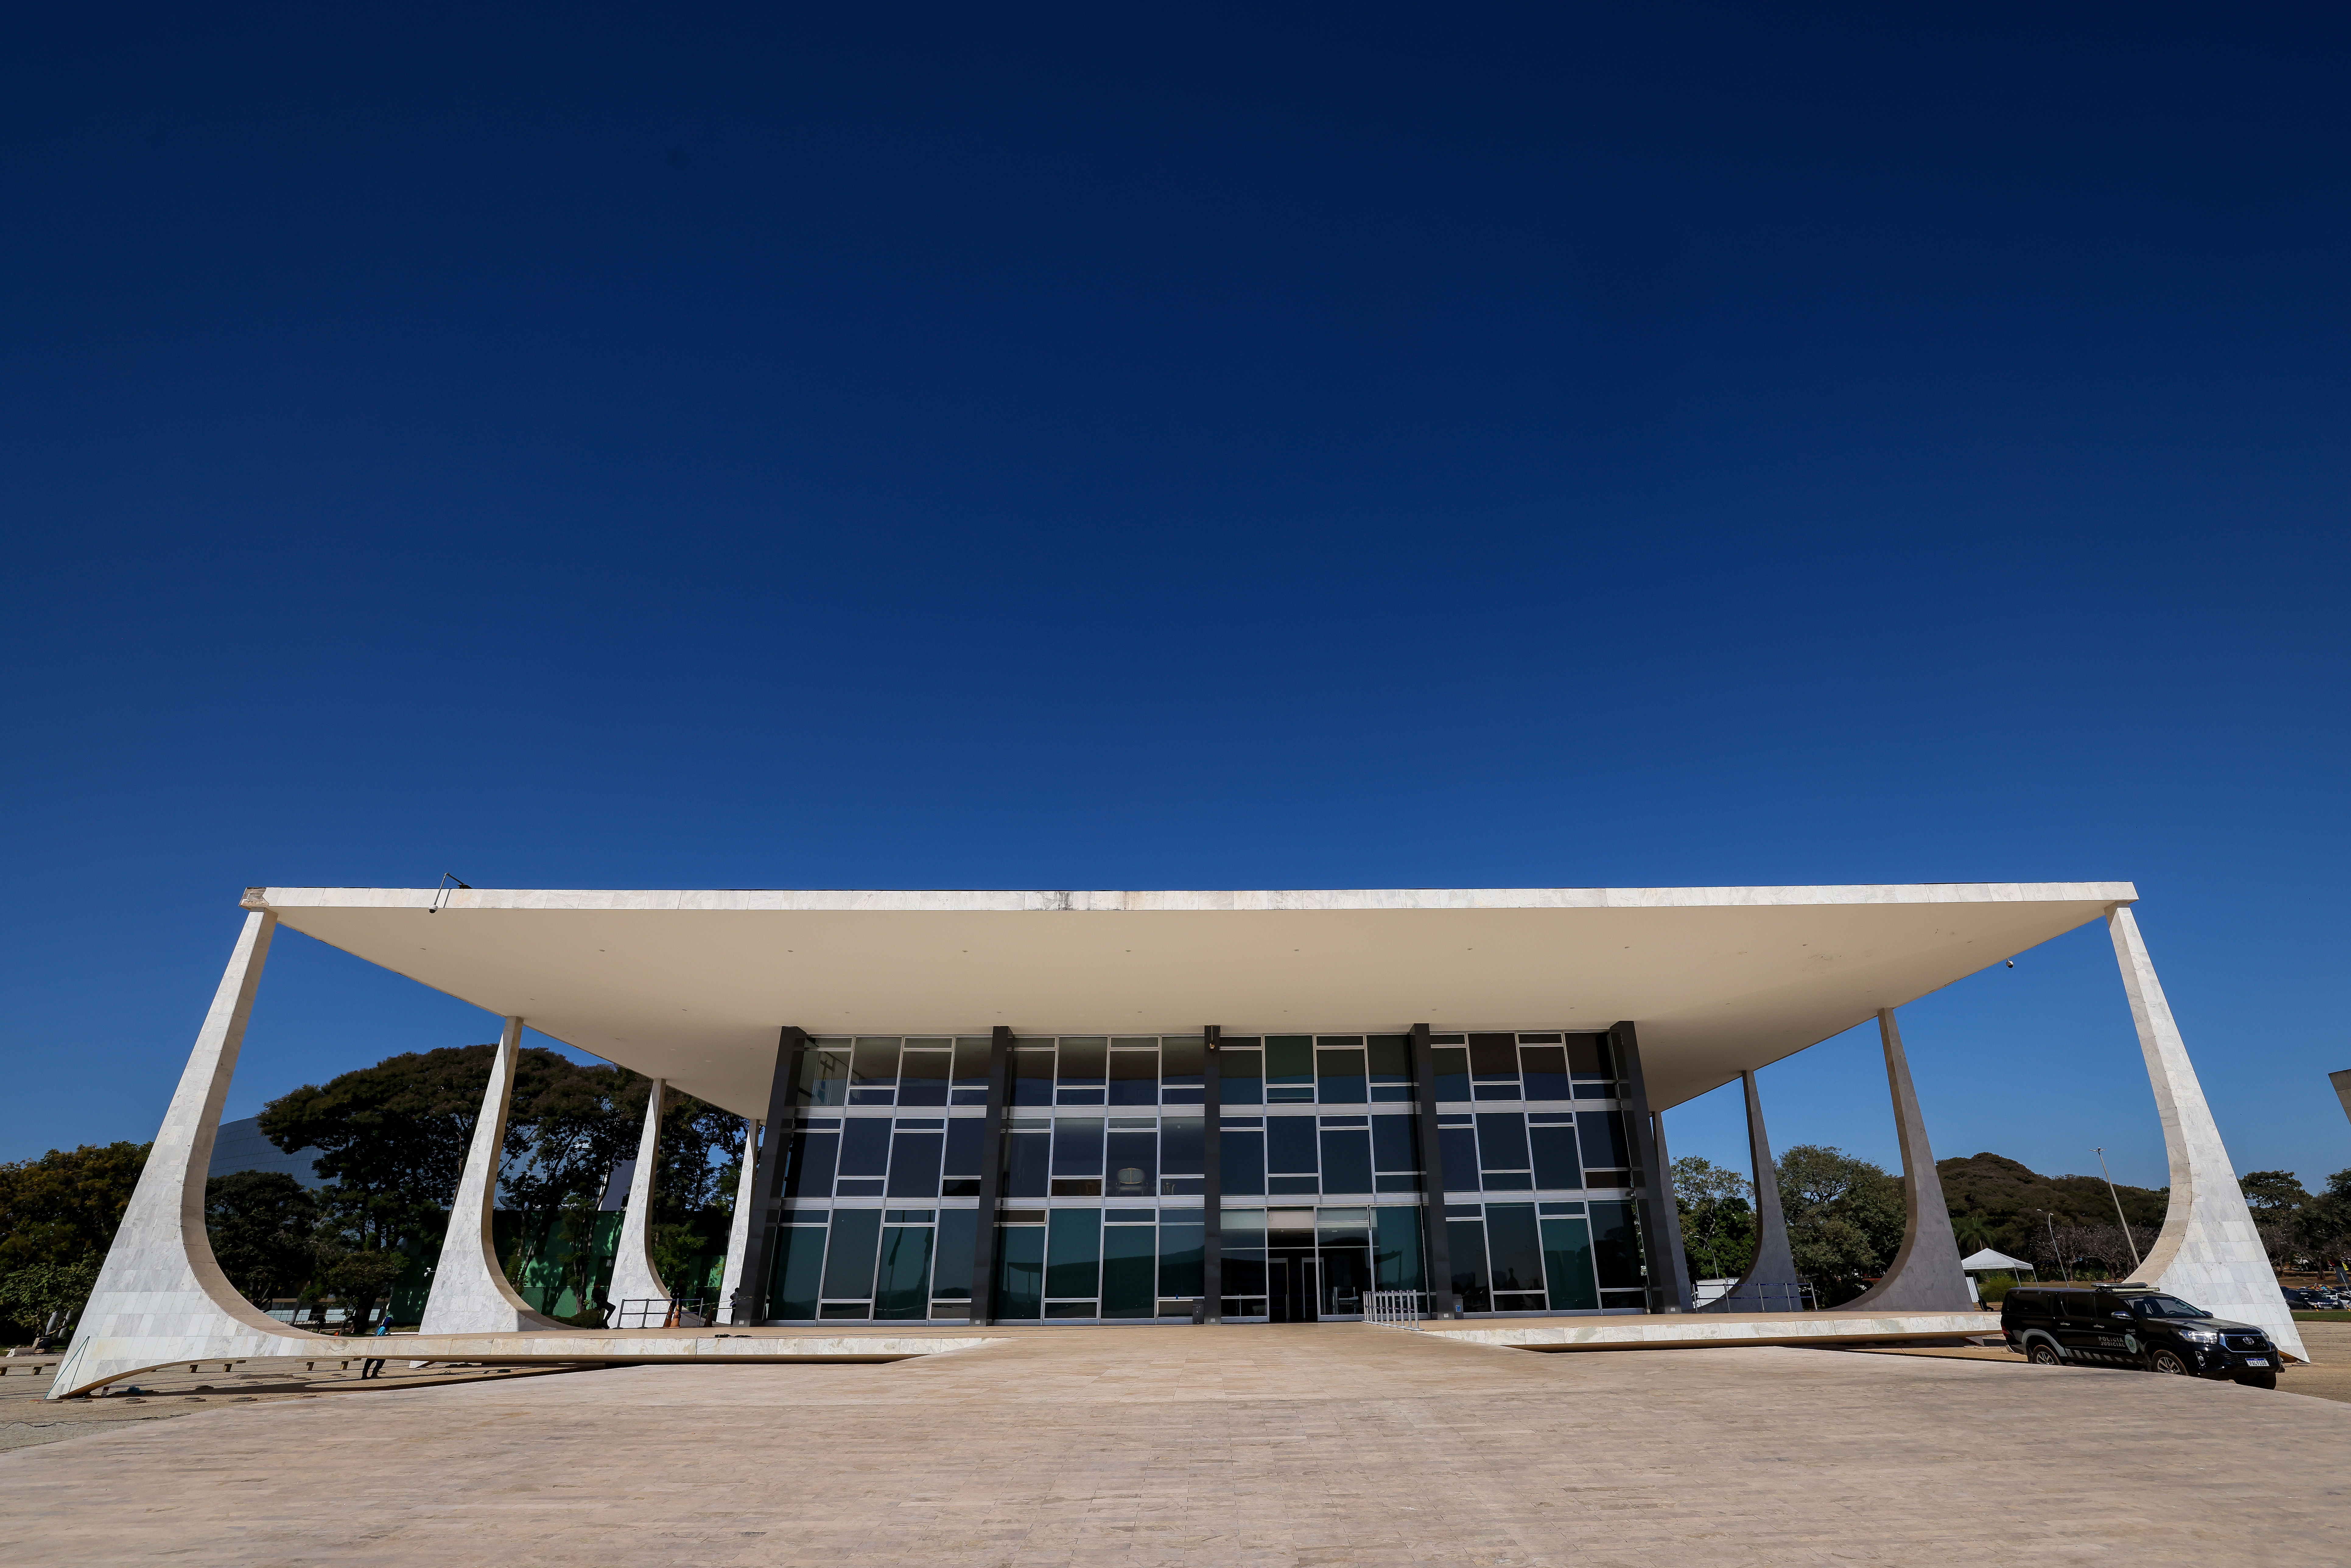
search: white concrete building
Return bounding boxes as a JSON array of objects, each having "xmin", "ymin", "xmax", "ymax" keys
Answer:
[{"xmin": 47, "ymin": 880, "xmax": 2303, "ymax": 1398}]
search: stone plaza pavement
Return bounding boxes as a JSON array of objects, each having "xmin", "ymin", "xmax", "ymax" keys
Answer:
[{"xmin": 2, "ymin": 1323, "xmax": 2345, "ymax": 1567}]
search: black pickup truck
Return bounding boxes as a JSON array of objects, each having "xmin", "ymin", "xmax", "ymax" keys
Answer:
[{"xmin": 2003, "ymin": 1283, "xmax": 2279, "ymax": 1389}]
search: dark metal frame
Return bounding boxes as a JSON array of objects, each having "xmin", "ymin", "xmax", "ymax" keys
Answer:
[
  {"xmin": 1408, "ymin": 1022, "xmax": 1457, "ymax": 1318},
  {"xmin": 1199, "ymin": 1025, "xmax": 1222, "ymax": 1323},
  {"xmin": 729, "ymin": 1026, "xmax": 809, "ymax": 1325},
  {"xmin": 965, "ymin": 1026, "xmax": 1014, "ymax": 1322}
]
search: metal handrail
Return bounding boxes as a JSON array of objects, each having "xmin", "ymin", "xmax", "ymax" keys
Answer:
[
  {"xmin": 1365, "ymin": 1289, "xmax": 1426, "ymax": 1329},
  {"xmin": 1700, "ymin": 1281, "xmax": 1819, "ymax": 1312},
  {"xmin": 612, "ymin": 1297, "xmax": 709, "ymax": 1330}
]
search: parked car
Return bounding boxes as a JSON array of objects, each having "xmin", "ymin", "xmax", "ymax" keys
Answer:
[
  {"xmin": 2281, "ymin": 1288, "xmax": 2328, "ymax": 1310},
  {"xmin": 2004, "ymin": 1284, "xmax": 2278, "ymax": 1388}
]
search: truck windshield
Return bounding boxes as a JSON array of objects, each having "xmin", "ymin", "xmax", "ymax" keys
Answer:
[{"xmin": 2127, "ymin": 1296, "xmax": 2210, "ymax": 1319}]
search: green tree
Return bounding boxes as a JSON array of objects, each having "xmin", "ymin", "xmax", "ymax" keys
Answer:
[
  {"xmin": 1671, "ymin": 1155, "xmax": 1756, "ymax": 1282},
  {"xmin": 204, "ymin": 1170, "xmax": 321, "ymax": 1306},
  {"xmin": 0, "ymin": 1259, "xmax": 102, "ymax": 1340},
  {"xmin": 1777, "ymin": 1144, "xmax": 1905, "ymax": 1304},
  {"xmin": 2295, "ymin": 1170, "xmax": 2351, "ymax": 1271},
  {"xmin": 0, "ymin": 1142, "xmax": 150, "ymax": 1273},
  {"xmin": 2239, "ymin": 1170, "xmax": 2311, "ymax": 1217},
  {"xmin": 314, "ymin": 1244, "xmax": 412, "ymax": 1332}
]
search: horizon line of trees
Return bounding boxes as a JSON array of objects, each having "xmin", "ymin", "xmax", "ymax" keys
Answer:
[{"xmin": 1672, "ymin": 1148, "xmax": 2351, "ymax": 1303}]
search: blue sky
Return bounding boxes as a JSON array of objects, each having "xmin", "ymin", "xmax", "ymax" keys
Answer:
[{"xmin": 4, "ymin": 4, "xmax": 2346, "ymax": 1194}]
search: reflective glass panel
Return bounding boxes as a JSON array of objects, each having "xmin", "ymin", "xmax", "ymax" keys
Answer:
[
  {"xmin": 1004, "ymin": 1130, "xmax": 1050, "ymax": 1198},
  {"xmin": 1220, "ymin": 1128, "xmax": 1265, "ymax": 1195},
  {"xmin": 1012, "ymin": 1048, "xmax": 1055, "ymax": 1107},
  {"xmin": 783, "ymin": 1129, "xmax": 838, "ymax": 1197},
  {"xmin": 1056, "ymin": 1038, "xmax": 1108, "ymax": 1087},
  {"xmin": 1541, "ymin": 1216, "xmax": 1598, "ymax": 1310},
  {"xmin": 1265, "ymin": 1037, "xmax": 1314, "ymax": 1102},
  {"xmin": 1108, "ymin": 1049, "xmax": 1159, "ymax": 1107},
  {"xmin": 1105, "ymin": 1128, "xmax": 1156, "ymax": 1196},
  {"xmin": 769, "ymin": 1223, "xmax": 828, "ymax": 1320},
  {"xmin": 1529, "ymin": 1122, "xmax": 1581, "ymax": 1190},
  {"xmin": 1101, "ymin": 1222, "xmax": 1155, "ymax": 1317},
  {"xmin": 886, "ymin": 1130, "xmax": 944, "ymax": 1198},
  {"xmin": 874, "ymin": 1225, "xmax": 935, "ymax": 1319},
  {"xmin": 1373, "ymin": 1206, "xmax": 1425, "ymax": 1293},
  {"xmin": 1367, "ymin": 1034, "xmax": 1414, "ymax": 1102},
  {"xmin": 1159, "ymin": 1214, "xmax": 1204, "ymax": 1299},
  {"xmin": 1160, "ymin": 1036, "xmax": 1205, "ymax": 1103},
  {"xmin": 932, "ymin": 1208, "xmax": 977, "ymax": 1302},
  {"xmin": 1319, "ymin": 1128, "xmax": 1373, "ymax": 1194},
  {"xmin": 994, "ymin": 1222, "xmax": 1044, "ymax": 1319},
  {"xmin": 1485, "ymin": 1203, "xmax": 1544, "ymax": 1296},
  {"xmin": 838, "ymin": 1118, "xmax": 892, "ymax": 1178},
  {"xmin": 898, "ymin": 1045, "xmax": 951, "ymax": 1107},
  {"xmin": 1052, "ymin": 1117, "xmax": 1105, "ymax": 1175},
  {"xmin": 1589, "ymin": 1200, "xmax": 1644, "ymax": 1290},
  {"xmin": 1315, "ymin": 1047, "xmax": 1367, "ymax": 1105},
  {"xmin": 1160, "ymin": 1116, "xmax": 1204, "ymax": 1176},
  {"xmin": 1446, "ymin": 1219, "xmax": 1491, "ymax": 1312},
  {"xmin": 1431, "ymin": 1047, "xmax": 1471, "ymax": 1103},
  {"xmin": 849, "ymin": 1040, "xmax": 900, "ymax": 1104},
  {"xmin": 799, "ymin": 1042, "xmax": 852, "ymax": 1107},
  {"xmin": 1439, "ymin": 1125, "xmax": 1480, "ymax": 1193},
  {"xmin": 1045, "ymin": 1208, "xmax": 1102, "ymax": 1299},
  {"xmin": 820, "ymin": 1208, "xmax": 883, "ymax": 1303},
  {"xmin": 1520, "ymin": 1045, "xmax": 1571, "ymax": 1102},
  {"xmin": 1219, "ymin": 1044, "xmax": 1263, "ymax": 1106}
]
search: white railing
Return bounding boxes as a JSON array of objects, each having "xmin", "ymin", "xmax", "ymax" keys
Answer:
[{"xmin": 1365, "ymin": 1290, "xmax": 1426, "ymax": 1329}]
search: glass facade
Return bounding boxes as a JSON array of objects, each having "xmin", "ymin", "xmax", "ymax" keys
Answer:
[{"xmin": 764, "ymin": 1028, "xmax": 1649, "ymax": 1322}]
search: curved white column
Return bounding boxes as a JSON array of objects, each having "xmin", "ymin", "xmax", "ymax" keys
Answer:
[
  {"xmin": 418, "ymin": 1017, "xmax": 562, "ymax": 1335},
  {"xmin": 606, "ymin": 1079, "xmax": 670, "ymax": 1316},
  {"xmin": 1847, "ymin": 1009, "xmax": 1972, "ymax": 1312},
  {"xmin": 2109, "ymin": 905, "xmax": 2307, "ymax": 1360},
  {"xmin": 48, "ymin": 907, "xmax": 332, "ymax": 1399},
  {"xmin": 715, "ymin": 1116, "xmax": 760, "ymax": 1313}
]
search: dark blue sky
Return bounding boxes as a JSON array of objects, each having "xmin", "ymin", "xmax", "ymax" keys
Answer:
[{"xmin": 5, "ymin": 5, "xmax": 2346, "ymax": 1193}]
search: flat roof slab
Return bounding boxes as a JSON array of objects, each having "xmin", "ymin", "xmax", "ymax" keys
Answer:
[{"xmin": 254, "ymin": 881, "xmax": 2133, "ymax": 1114}]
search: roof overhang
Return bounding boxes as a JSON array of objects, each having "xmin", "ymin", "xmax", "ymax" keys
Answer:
[{"xmin": 250, "ymin": 882, "xmax": 2134, "ymax": 1117}]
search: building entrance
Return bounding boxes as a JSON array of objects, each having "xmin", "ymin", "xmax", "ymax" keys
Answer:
[{"xmin": 1270, "ymin": 1254, "xmax": 1319, "ymax": 1322}]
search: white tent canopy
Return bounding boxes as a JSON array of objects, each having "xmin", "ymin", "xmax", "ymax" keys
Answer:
[{"xmin": 1961, "ymin": 1249, "xmax": 2034, "ymax": 1272}]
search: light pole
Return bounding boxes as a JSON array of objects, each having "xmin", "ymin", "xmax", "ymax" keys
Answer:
[
  {"xmin": 2034, "ymin": 1207, "xmax": 2069, "ymax": 1282},
  {"xmin": 2093, "ymin": 1147, "xmax": 2144, "ymax": 1275}
]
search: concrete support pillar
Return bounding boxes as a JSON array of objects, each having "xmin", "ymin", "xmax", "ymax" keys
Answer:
[
  {"xmin": 419, "ymin": 1017, "xmax": 560, "ymax": 1335},
  {"xmin": 716, "ymin": 1116, "xmax": 761, "ymax": 1313},
  {"xmin": 48, "ymin": 905, "xmax": 327, "ymax": 1399},
  {"xmin": 607, "ymin": 1079, "xmax": 671, "ymax": 1318},
  {"xmin": 1702, "ymin": 1071, "xmax": 1803, "ymax": 1311},
  {"xmin": 2109, "ymin": 904, "xmax": 2307, "ymax": 1360},
  {"xmin": 1647, "ymin": 1110, "xmax": 1696, "ymax": 1310},
  {"xmin": 1846, "ymin": 1009, "xmax": 1972, "ymax": 1312},
  {"xmin": 1610, "ymin": 1022, "xmax": 1691, "ymax": 1312}
]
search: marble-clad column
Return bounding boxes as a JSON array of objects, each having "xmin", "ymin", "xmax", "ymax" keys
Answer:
[
  {"xmin": 2109, "ymin": 904, "xmax": 2307, "ymax": 1361},
  {"xmin": 1846, "ymin": 1009, "xmax": 1973, "ymax": 1312},
  {"xmin": 715, "ymin": 1116, "xmax": 761, "ymax": 1314},
  {"xmin": 1702, "ymin": 1071, "xmax": 1803, "ymax": 1312},
  {"xmin": 419, "ymin": 1017, "xmax": 561, "ymax": 1335},
  {"xmin": 48, "ymin": 905, "xmax": 327, "ymax": 1399},
  {"xmin": 607, "ymin": 1079, "xmax": 671, "ymax": 1319}
]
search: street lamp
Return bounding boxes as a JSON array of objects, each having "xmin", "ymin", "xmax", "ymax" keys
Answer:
[{"xmin": 2093, "ymin": 1147, "xmax": 2144, "ymax": 1275}]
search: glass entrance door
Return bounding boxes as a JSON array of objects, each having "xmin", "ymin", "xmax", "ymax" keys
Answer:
[{"xmin": 1270, "ymin": 1254, "xmax": 1320, "ymax": 1322}]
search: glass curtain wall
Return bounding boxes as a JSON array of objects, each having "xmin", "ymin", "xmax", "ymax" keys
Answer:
[{"xmin": 768, "ymin": 1027, "xmax": 1638, "ymax": 1321}]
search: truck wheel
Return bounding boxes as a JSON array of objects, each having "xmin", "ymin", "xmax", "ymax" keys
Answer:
[
  {"xmin": 2027, "ymin": 1341, "xmax": 2062, "ymax": 1366},
  {"xmin": 2147, "ymin": 1349, "xmax": 2191, "ymax": 1375}
]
